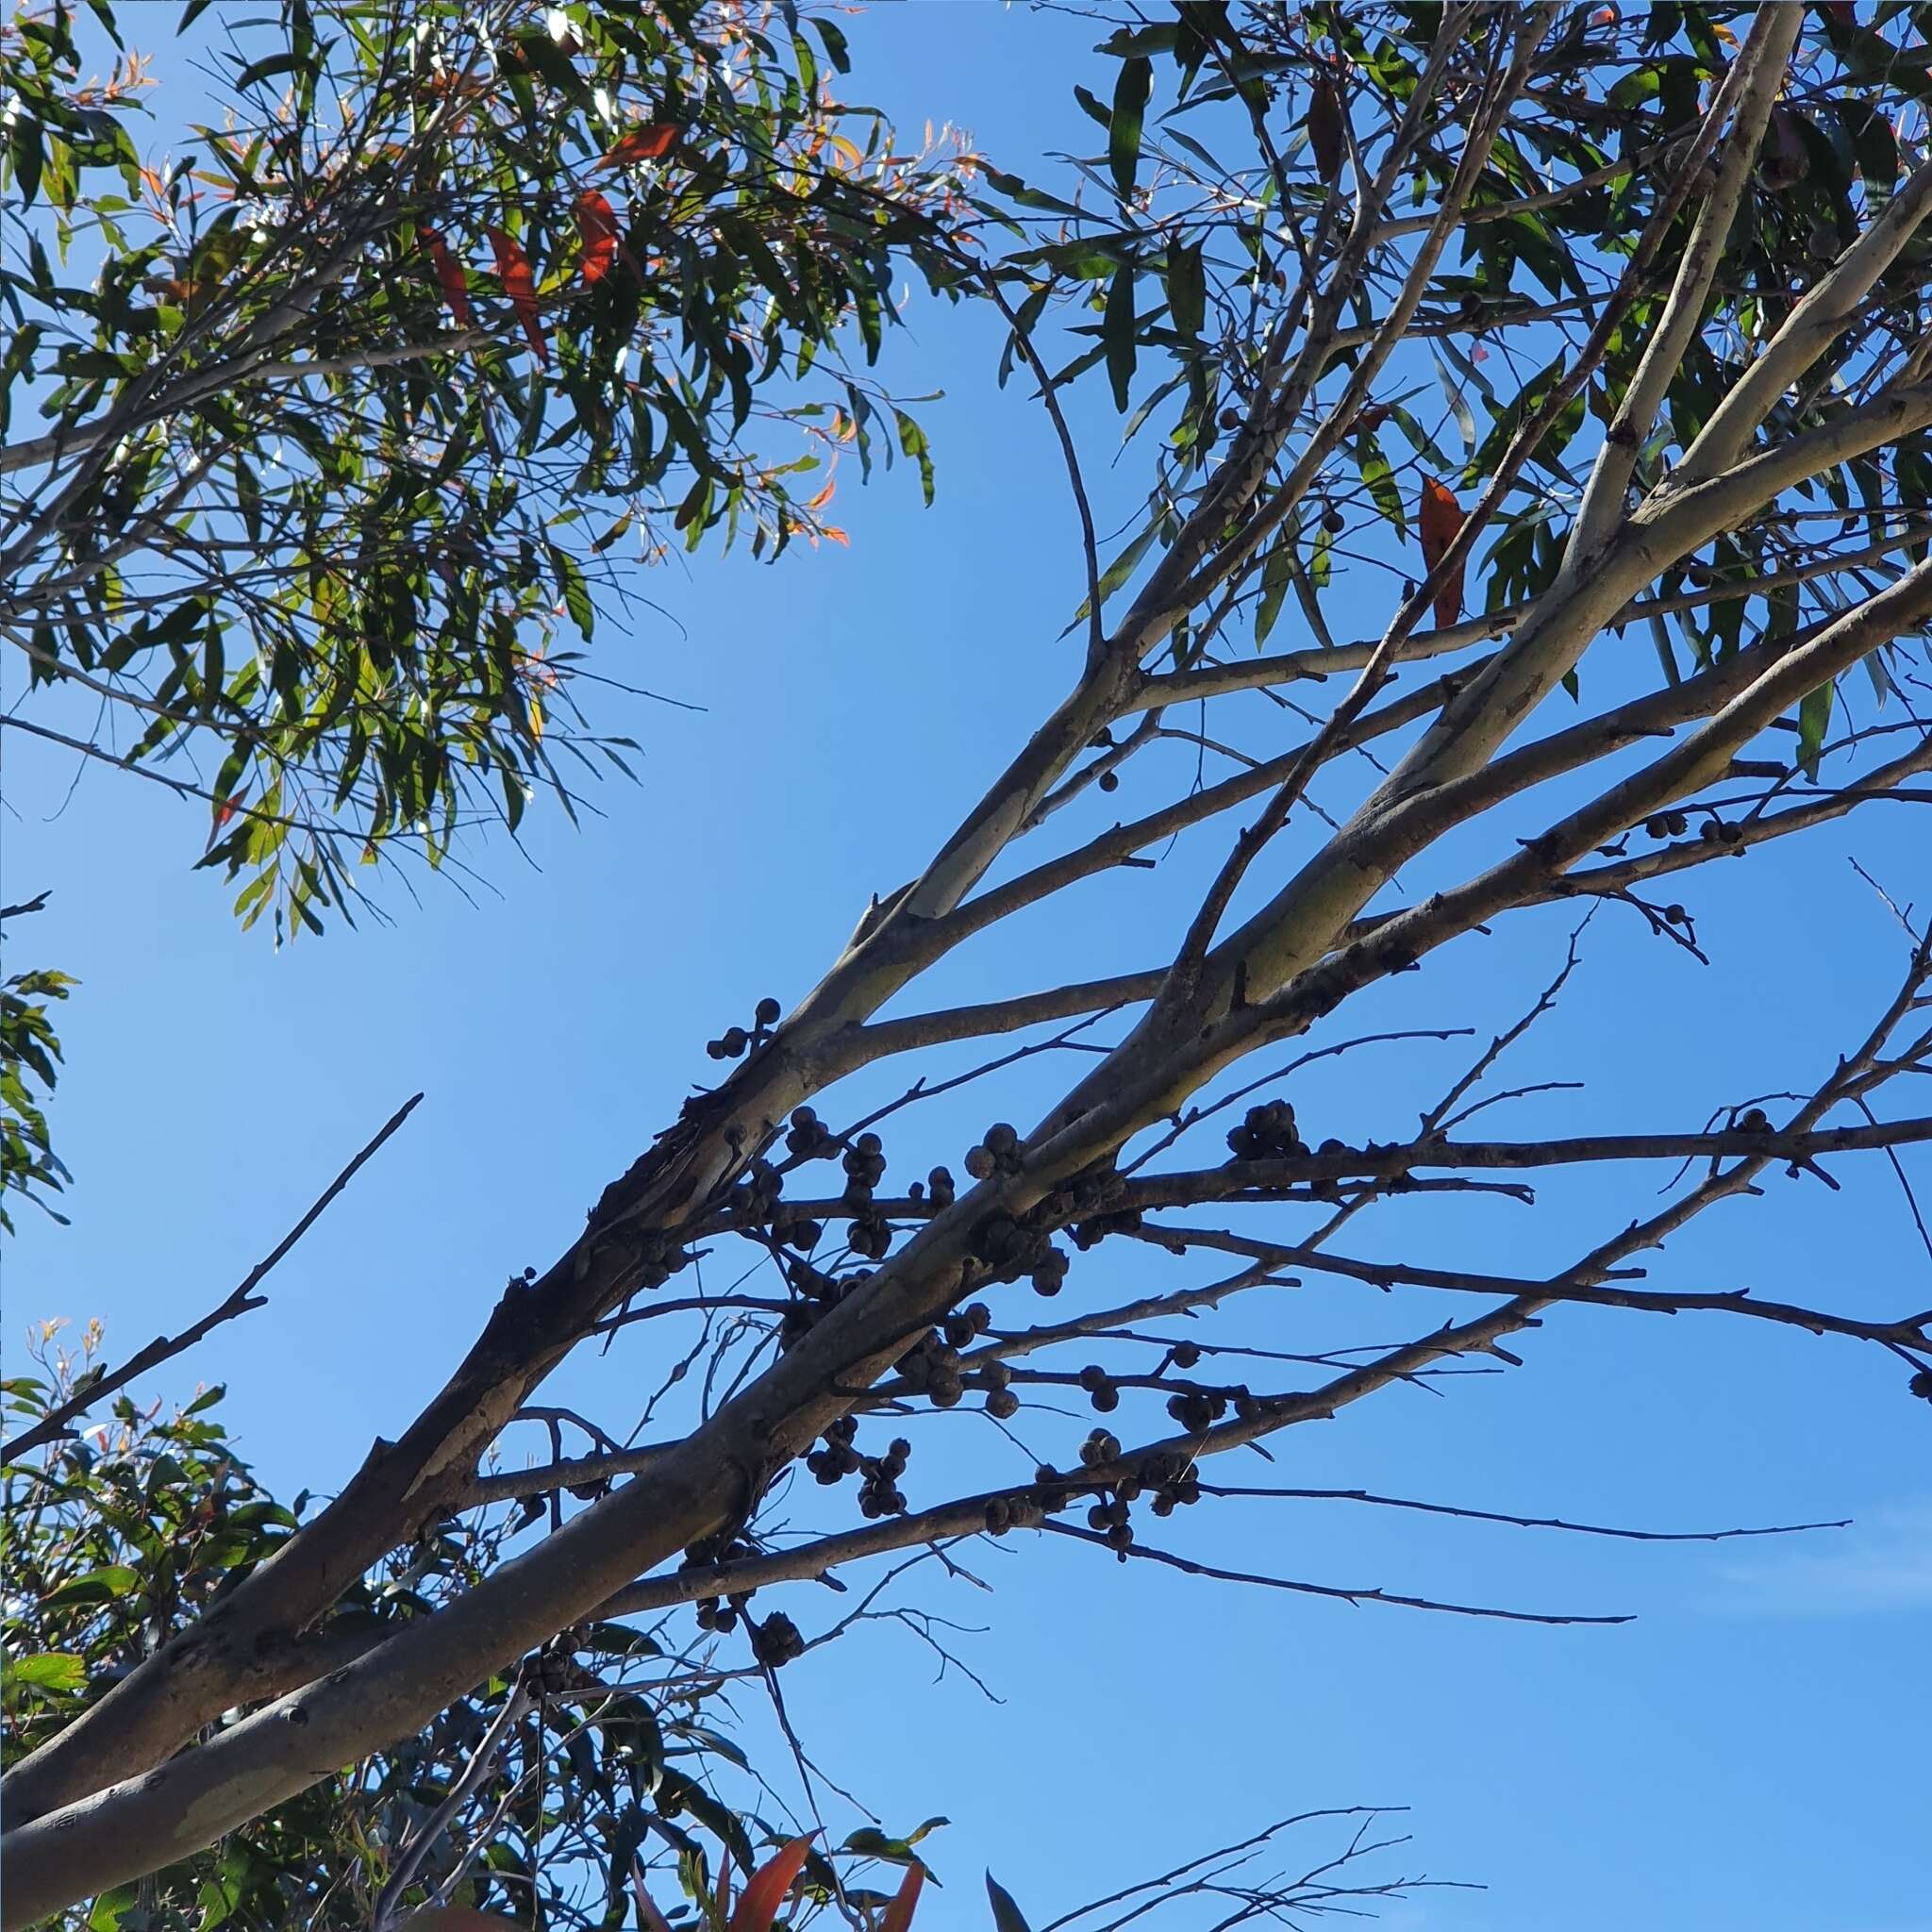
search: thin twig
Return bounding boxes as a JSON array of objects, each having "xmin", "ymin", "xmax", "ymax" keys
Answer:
[{"xmin": 3, "ymin": 1093, "xmax": 423, "ymax": 1462}]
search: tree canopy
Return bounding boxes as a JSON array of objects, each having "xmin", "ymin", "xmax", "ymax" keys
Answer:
[
  {"xmin": 9, "ymin": 3, "xmax": 1932, "ymax": 1928},
  {"xmin": 2, "ymin": 0, "xmax": 973, "ymax": 937}
]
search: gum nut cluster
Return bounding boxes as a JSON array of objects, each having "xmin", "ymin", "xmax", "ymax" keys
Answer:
[
  {"xmin": 783, "ymin": 1104, "xmax": 839, "ymax": 1161},
  {"xmin": 962, "ymin": 1120, "xmax": 1024, "ymax": 1181},
  {"xmin": 684, "ymin": 1533, "xmax": 759, "ymax": 1633},
  {"xmin": 707, "ymin": 994, "xmax": 784, "ymax": 1061},
  {"xmin": 807, "ymin": 1414, "xmax": 914, "ymax": 1518},
  {"xmin": 842, "ymin": 1131, "xmax": 891, "ymax": 1258},
  {"xmin": 751, "ymin": 1609, "xmax": 805, "ymax": 1669},
  {"xmin": 1077, "ymin": 1361, "xmax": 1121, "ymax": 1413},
  {"xmin": 908, "ymin": 1164, "xmax": 957, "ymax": 1208},
  {"xmin": 1167, "ymin": 1378, "xmax": 1261, "ymax": 1433},
  {"xmin": 1226, "ymin": 1098, "xmax": 1305, "ymax": 1160},
  {"xmin": 777, "ymin": 1258, "xmax": 866, "ymax": 1353},
  {"xmin": 897, "ymin": 1308, "xmax": 986, "ymax": 1409}
]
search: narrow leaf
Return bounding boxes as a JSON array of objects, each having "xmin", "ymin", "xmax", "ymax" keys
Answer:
[
  {"xmin": 486, "ymin": 226, "xmax": 549, "ymax": 364},
  {"xmin": 1307, "ymin": 70, "xmax": 1346, "ymax": 182},
  {"xmin": 727, "ymin": 1837, "xmax": 812, "ymax": 1932},
  {"xmin": 1109, "ymin": 57, "xmax": 1153, "ymax": 199},
  {"xmin": 1103, "ymin": 264, "xmax": 1137, "ymax": 412},
  {"xmin": 879, "ymin": 1863, "xmax": 924, "ymax": 1932},
  {"xmin": 1419, "ymin": 476, "xmax": 1467, "ymax": 627},
  {"xmin": 599, "ymin": 122, "xmax": 680, "ymax": 167},
  {"xmin": 986, "ymin": 1875, "xmax": 1033, "ymax": 1932}
]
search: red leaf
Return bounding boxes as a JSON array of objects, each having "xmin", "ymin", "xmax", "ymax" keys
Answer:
[
  {"xmin": 628, "ymin": 1861, "xmax": 675, "ymax": 1932},
  {"xmin": 214, "ymin": 793, "xmax": 242, "ymax": 829},
  {"xmin": 574, "ymin": 189, "xmax": 621, "ymax": 285},
  {"xmin": 418, "ymin": 226, "xmax": 472, "ymax": 328},
  {"xmin": 1418, "ymin": 476, "xmax": 1467, "ymax": 629},
  {"xmin": 599, "ymin": 121, "xmax": 680, "ymax": 167},
  {"xmin": 485, "ymin": 225, "xmax": 548, "ymax": 365},
  {"xmin": 1306, "ymin": 71, "xmax": 1345, "ymax": 184},
  {"xmin": 726, "ymin": 1837, "xmax": 813, "ymax": 1932},
  {"xmin": 879, "ymin": 1863, "xmax": 924, "ymax": 1932}
]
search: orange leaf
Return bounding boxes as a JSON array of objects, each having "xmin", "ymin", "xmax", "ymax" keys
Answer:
[
  {"xmin": 726, "ymin": 1836, "xmax": 813, "ymax": 1932},
  {"xmin": 485, "ymin": 225, "xmax": 549, "ymax": 365},
  {"xmin": 418, "ymin": 226, "xmax": 472, "ymax": 328},
  {"xmin": 574, "ymin": 189, "xmax": 621, "ymax": 285},
  {"xmin": 879, "ymin": 1863, "xmax": 924, "ymax": 1932},
  {"xmin": 214, "ymin": 794, "xmax": 242, "ymax": 829},
  {"xmin": 599, "ymin": 121, "xmax": 680, "ymax": 167},
  {"xmin": 1418, "ymin": 477, "xmax": 1467, "ymax": 629}
]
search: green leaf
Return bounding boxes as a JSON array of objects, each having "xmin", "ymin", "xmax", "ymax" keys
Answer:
[
  {"xmin": 1309, "ymin": 519, "xmax": 1334, "ymax": 589},
  {"xmin": 1797, "ymin": 680, "xmax": 1834, "ymax": 780},
  {"xmin": 507, "ymin": 30, "xmax": 584, "ymax": 98},
  {"xmin": 9, "ymin": 118, "xmax": 44, "ymax": 208},
  {"xmin": 1387, "ymin": 403, "xmax": 1447, "ymax": 468},
  {"xmin": 1103, "ymin": 264, "xmax": 1138, "ymax": 412},
  {"xmin": 230, "ymin": 49, "xmax": 308, "ymax": 92},
  {"xmin": 1109, "ymin": 57, "xmax": 1153, "ymax": 200},
  {"xmin": 1434, "ymin": 353, "xmax": 1476, "ymax": 457},
  {"xmin": 553, "ymin": 549, "xmax": 594, "ymax": 640},
  {"xmin": 810, "ymin": 17, "xmax": 851, "ymax": 73},
  {"xmin": 1072, "ymin": 84, "xmax": 1112, "ymax": 132},
  {"xmin": 10, "ymin": 1652, "xmax": 88, "ymax": 1691},
  {"xmin": 1073, "ymin": 517, "xmax": 1159, "ymax": 626},
  {"xmin": 981, "ymin": 167, "xmax": 1086, "ymax": 219},
  {"xmin": 1357, "ymin": 442, "xmax": 1405, "ymax": 536},
  {"xmin": 1165, "ymin": 239, "xmax": 1205, "ymax": 343},
  {"xmin": 892, "ymin": 409, "xmax": 935, "ymax": 508},
  {"xmin": 1862, "ymin": 644, "xmax": 1894, "ymax": 708},
  {"xmin": 40, "ymin": 1565, "xmax": 140, "ymax": 1608},
  {"xmin": 1097, "ymin": 24, "xmax": 1177, "ymax": 57},
  {"xmin": 987, "ymin": 1874, "xmax": 1034, "ymax": 1932},
  {"xmin": 1255, "ymin": 540, "xmax": 1293, "ymax": 647}
]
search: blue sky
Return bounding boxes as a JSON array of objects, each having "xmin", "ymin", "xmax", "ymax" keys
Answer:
[{"xmin": 8, "ymin": 5, "xmax": 1932, "ymax": 1927}]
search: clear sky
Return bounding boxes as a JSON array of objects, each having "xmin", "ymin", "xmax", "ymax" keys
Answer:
[{"xmin": 8, "ymin": 6, "xmax": 1932, "ymax": 1929}]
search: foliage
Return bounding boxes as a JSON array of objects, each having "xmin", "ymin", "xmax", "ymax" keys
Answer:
[
  {"xmin": 0, "ymin": 941, "xmax": 73, "ymax": 1233},
  {"xmin": 0, "ymin": 0, "xmax": 977, "ymax": 939},
  {"xmin": 0, "ymin": 1326, "xmax": 930, "ymax": 1932},
  {"xmin": 978, "ymin": 0, "xmax": 1932, "ymax": 702},
  {"xmin": 2, "ymin": 1334, "xmax": 1416, "ymax": 1932},
  {"xmin": 10, "ymin": 5, "xmax": 1932, "ymax": 1926}
]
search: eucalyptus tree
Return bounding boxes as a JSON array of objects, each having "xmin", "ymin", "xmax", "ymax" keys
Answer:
[{"xmin": 9, "ymin": 2, "xmax": 1932, "ymax": 1924}]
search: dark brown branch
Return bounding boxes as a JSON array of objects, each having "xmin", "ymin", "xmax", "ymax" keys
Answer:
[
  {"xmin": 1132, "ymin": 1223, "xmax": 1932, "ymax": 1350},
  {"xmin": 746, "ymin": 1118, "xmax": 1932, "ymax": 1233},
  {"xmin": 1042, "ymin": 1522, "xmax": 1631, "ymax": 1625},
  {"xmin": 1193, "ymin": 1484, "xmax": 1849, "ymax": 1542},
  {"xmin": 2, "ymin": 1094, "xmax": 424, "ymax": 1465}
]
